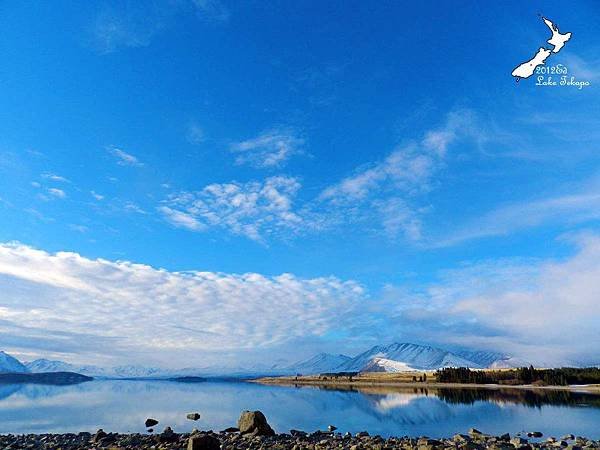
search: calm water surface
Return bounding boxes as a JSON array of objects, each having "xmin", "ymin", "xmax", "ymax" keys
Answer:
[{"xmin": 1, "ymin": 380, "xmax": 599, "ymax": 438}]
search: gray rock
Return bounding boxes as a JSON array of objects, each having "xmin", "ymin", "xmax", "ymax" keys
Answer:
[
  {"xmin": 187, "ymin": 412, "xmax": 201, "ymax": 421},
  {"xmin": 511, "ymin": 437, "xmax": 528, "ymax": 446},
  {"xmin": 290, "ymin": 429, "xmax": 307, "ymax": 437},
  {"xmin": 145, "ymin": 418, "xmax": 159, "ymax": 427},
  {"xmin": 454, "ymin": 434, "xmax": 471, "ymax": 443},
  {"xmin": 328, "ymin": 425, "xmax": 337, "ymax": 432},
  {"xmin": 237, "ymin": 410, "xmax": 275, "ymax": 436},
  {"xmin": 158, "ymin": 426, "xmax": 178, "ymax": 443},
  {"xmin": 91, "ymin": 429, "xmax": 107, "ymax": 443},
  {"xmin": 188, "ymin": 433, "xmax": 220, "ymax": 450}
]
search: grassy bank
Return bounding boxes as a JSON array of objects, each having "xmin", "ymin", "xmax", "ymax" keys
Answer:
[{"xmin": 251, "ymin": 371, "xmax": 600, "ymax": 393}]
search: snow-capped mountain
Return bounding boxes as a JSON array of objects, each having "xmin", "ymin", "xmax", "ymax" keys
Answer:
[
  {"xmin": 25, "ymin": 360, "xmax": 199, "ymax": 378},
  {"xmin": 0, "ymin": 351, "xmax": 28, "ymax": 373},
  {"xmin": 21, "ymin": 343, "xmax": 525, "ymax": 377},
  {"xmin": 287, "ymin": 353, "xmax": 351, "ymax": 374},
  {"xmin": 361, "ymin": 357, "xmax": 417, "ymax": 373},
  {"xmin": 24, "ymin": 359, "xmax": 110, "ymax": 376},
  {"xmin": 336, "ymin": 343, "xmax": 491, "ymax": 373},
  {"xmin": 455, "ymin": 350, "xmax": 507, "ymax": 367}
]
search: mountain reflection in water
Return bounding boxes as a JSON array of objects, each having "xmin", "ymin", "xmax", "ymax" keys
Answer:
[{"xmin": 0, "ymin": 380, "xmax": 599, "ymax": 438}]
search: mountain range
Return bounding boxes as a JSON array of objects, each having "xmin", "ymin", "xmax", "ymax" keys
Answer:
[{"xmin": 1, "ymin": 343, "xmax": 527, "ymax": 378}]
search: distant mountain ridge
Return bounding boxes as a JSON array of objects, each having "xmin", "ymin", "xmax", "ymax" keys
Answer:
[
  {"xmin": 0, "ymin": 351, "xmax": 28, "ymax": 373},
  {"xmin": 285, "ymin": 353, "xmax": 352, "ymax": 374},
  {"xmin": 330, "ymin": 343, "xmax": 503, "ymax": 374},
  {"xmin": 1, "ymin": 342, "xmax": 531, "ymax": 378}
]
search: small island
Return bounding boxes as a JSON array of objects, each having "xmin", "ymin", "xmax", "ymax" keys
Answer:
[{"xmin": 0, "ymin": 371, "xmax": 93, "ymax": 385}]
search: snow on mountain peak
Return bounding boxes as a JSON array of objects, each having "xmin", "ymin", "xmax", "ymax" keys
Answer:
[{"xmin": 336, "ymin": 342, "xmax": 503, "ymax": 373}]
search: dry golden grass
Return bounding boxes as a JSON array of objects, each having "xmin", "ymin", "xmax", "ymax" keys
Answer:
[{"xmin": 252, "ymin": 371, "xmax": 600, "ymax": 393}]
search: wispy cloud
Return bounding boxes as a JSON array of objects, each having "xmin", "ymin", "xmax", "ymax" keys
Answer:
[
  {"xmin": 435, "ymin": 183, "xmax": 600, "ymax": 247},
  {"xmin": 108, "ymin": 147, "xmax": 143, "ymax": 167},
  {"xmin": 231, "ymin": 128, "xmax": 304, "ymax": 168},
  {"xmin": 91, "ymin": 1, "xmax": 229, "ymax": 54},
  {"xmin": 69, "ymin": 224, "xmax": 89, "ymax": 233},
  {"xmin": 381, "ymin": 234, "xmax": 600, "ymax": 365},
  {"xmin": 92, "ymin": 8, "xmax": 161, "ymax": 54},
  {"xmin": 187, "ymin": 122, "xmax": 205, "ymax": 144},
  {"xmin": 318, "ymin": 110, "xmax": 482, "ymax": 240},
  {"xmin": 160, "ymin": 176, "xmax": 304, "ymax": 241},
  {"xmin": 47, "ymin": 188, "xmax": 66, "ymax": 199},
  {"xmin": 0, "ymin": 243, "xmax": 364, "ymax": 366},
  {"xmin": 158, "ymin": 206, "xmax": 205, "ymax": 231},
  {"xmin": 561, "ymin": 53, "xmax": 600, "ymax": 81},
  {"xmin": 123, "ymin": 202, "xmax": 147, "ymax": 214},
  {"xmin": 90, "ymin": 191, "xmax": 105, "ymax": 201},
  {"xmin": 41, "ymin": 173, "xmax": 70, "ymax": 183},
  {"xmin": 191, "ymin": 0, "xmax": 230, "ymax": 22}
]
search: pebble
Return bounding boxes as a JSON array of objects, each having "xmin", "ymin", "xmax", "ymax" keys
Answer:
[{"xmin": 1, "ymin": 428, "xmax": 598, "ymax": 450}]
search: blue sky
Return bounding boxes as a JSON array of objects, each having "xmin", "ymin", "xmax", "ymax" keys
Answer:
[{"xmin": 1, "ymin": 1, "xmax": 599, "ymax": 367}]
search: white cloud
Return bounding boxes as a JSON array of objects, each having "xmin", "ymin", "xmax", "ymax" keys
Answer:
[
  {"xmin": 319, "ymin": 144, "xmax": 437, "ymax": 203},
  {"xmin": 92, "ymin": 1, "xmax": 228, "ymax": 54},
  {"xmin": 47, "ymin": 188, "xmax": 66, "ymax": 199},
  {"xmin": 419, "ymin": 235, "xmax": 600, "ymax": 365},
  {"xmin": 108, "ymin": 147, "xmax": 143, "ymax": 167},
  {"xmin": 2, "ymin": 236, "xmax": 599, "ymax": 366},
  {"xmin": 42, "ymin": 173, "xmax": 70, "ymax": 183},
  {"xmin": 91, "ymin": 191, "xmax": 105, "ymax": 201},
  {"xmin": 158, "ymin": 206, "xmax": 205, "ymax": 231},
  {"xmin": 317, "ymin": 110, "xmax": 481, "ymax": 240},
  {"xmin": 321, "ymin": 110, "xmax": 480, "ymax": 204},
  {"xmin": 231, "ymin": 128, "xmax": 304, "ymax": 168},
  {"xmin": 160, "ymin": 176, "xmax": 305, "ymax": 241},
  {"xmin": 357, "ymin": 235, "xmax": 600, "ymax": 366},
  {"xmin": 374, "ymin": 198, "xmax": 424, "ymax": 241},
  {"xmin": 123, "ymin": 202, "xmax": 147, "ymax": 214},
  {"xmin": 0, "ymin": 243, "xmax": 365, "ymax": 366},
  {"xmin": 436, "ymin": 186, "xmax": 600, "ymax": 247},
  {"xmin": 93, "ymin": 11, "xmax": 151, "ymax": 54},
  {"xmin": 69, "ymin": 224, "xmax": 89, "ymax": 233}
]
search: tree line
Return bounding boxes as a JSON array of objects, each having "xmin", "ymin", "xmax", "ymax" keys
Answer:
[{"xmin": 435, "ymin": 366, "xmax": 600, "ymax": 386}]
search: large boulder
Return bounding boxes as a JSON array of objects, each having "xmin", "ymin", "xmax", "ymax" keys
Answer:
[
  {"xmin": 237, "ymin": 410, "xmax": 275, "ymax": 436},
  {"xmin": 188, "ymin": 433, "xmax": 220, "ymax": 450},
  {"xmin": 145, "ymin": 418, "xmax": 159, "ymax": 427}
]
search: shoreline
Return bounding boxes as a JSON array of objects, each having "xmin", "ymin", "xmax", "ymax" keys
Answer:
[
  {"xmin": 251, "ymin": 376, "xmax": 600, "ymax": 393},
  {"xmin": 1, "ymin": 429, "xmax": 598, "ymax": 450}
]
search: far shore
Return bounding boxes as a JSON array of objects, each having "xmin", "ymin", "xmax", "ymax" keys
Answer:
[{"xmin": 251, "ymin": 374, "xmax": 600, "ymax": 393}]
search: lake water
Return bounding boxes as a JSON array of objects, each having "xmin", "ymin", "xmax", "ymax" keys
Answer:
[{"xmin": 1, "ymin": 380, "xmax": 600, "ymax": 438}]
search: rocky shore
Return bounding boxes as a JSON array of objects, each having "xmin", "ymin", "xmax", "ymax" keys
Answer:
[{"xmin": 0, "ymin": 411, "xmax": 598, "ymax": 450}]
